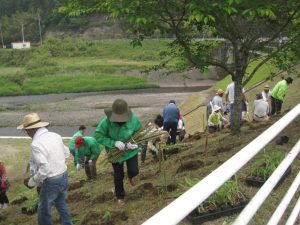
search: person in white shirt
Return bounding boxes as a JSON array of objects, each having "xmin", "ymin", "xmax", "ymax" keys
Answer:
[
  {"xmin": 224, "ymin": 81, "xmax": 247, "ymax": 123},
  {"xmin": 261, "ymin": 84, "xmax": 271, "ymax": 101},
  {"xmin": 17, "ymin": 113, "xmax": 73, "ymax": 225},
  {"xmin": 253, "ymin": 93, "xmax": 269, "ymax": 122}
]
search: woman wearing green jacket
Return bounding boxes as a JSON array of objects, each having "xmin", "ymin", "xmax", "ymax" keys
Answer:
[
  {"xmin": 74, "ymin": 136, "xmax": 101, "ymax": 181},
  {"xmin": 94, "ymin": 99, "xmax": 141, "ymax": 205}
]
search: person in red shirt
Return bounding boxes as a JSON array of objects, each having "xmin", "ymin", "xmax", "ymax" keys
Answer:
[{"xmin": 0, "ymin": 161, "xmax": 9, "ymax": 209}]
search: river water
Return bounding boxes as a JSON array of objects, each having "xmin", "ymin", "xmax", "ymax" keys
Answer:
[{"xmin": 0, "ymin": 86, "xmax": 212, "ymax": 137}]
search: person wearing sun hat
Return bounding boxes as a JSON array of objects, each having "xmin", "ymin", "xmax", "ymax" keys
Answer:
[
  {"xmin": 94, "ymin": 99, "xmax": 141, "ymax": 205},
  {"xmin": 207, "ymin": 105, "xmax": 228, "ymax": 133},
  {"xmin": 271, "ymin": 77, "xmax": 293, "ymax": 115},
  {"xmin": 261, "ymin": 84, "xmax": 271, "ymax": 102},
  {"xmin": 17, "ymin": 113, "xmax": 73, "ymax": 225},
  {"xmin": 74, "ymin": 136, "xmax": 101, "ymax": 181},
  {"xmin": 253, "ymin": 93, "xmax": 269, "ymax": 122}
]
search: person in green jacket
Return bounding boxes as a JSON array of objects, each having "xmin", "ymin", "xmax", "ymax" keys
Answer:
[
  {"xmin": 271, "ymin": 77, "xmax": 293, "ymax": 115},
  {"xmin": 68, "ymin": 125, "xmax": 86, "ymax": 157},
  {"xmin": 74, "ymin": 136, "xmax": 101, "ymax": 181},
  {"xmin": 94, "ymin": 99, "xmax": 141, "ymax": 205}
]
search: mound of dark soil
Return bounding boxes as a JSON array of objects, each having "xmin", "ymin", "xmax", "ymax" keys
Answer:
[
  {"xmin": 275, "ymin": 136, "xmax": 289, "ymax": 145},
  {"xmin": 92, "ymin": 191, "xmax": 115, "ymax": 204},
  {"xmin": 10, "ymin": 196, "xmax": 28, "ymax": 205},
  {"xmin": 176, "ymin": 160, "xmax": 204, "ymax": 173},
  {"xmin": 67, "ymin": 192, "xmax": 86, "ymax": 202},
  {"xmin": 69, "ymin": 180, "xmax": 85, "ymax": 191},
  {"xmin": 214, "ymin": 144, "xmax": 234, "ymax": 154}
]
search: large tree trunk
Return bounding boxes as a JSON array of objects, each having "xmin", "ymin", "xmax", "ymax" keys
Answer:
[{"xmin": 231, "ymin": 73, "xmax": 244, "ymax": 134}]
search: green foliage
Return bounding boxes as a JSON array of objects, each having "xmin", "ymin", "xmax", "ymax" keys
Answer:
[
  {"xmin": 250, "ymin": 151, "xmax": 286, "ymax": 180},
  {"xmin": 102, "ymin": 211, "xmax": 112, "ymax": 222},
  {"xmin": 0, "ymin": 49, "xmax": 33, "ymax": 66},
  {"xmin": 181, "ymin": 178, "xmax": 246, "ymax": 213}
]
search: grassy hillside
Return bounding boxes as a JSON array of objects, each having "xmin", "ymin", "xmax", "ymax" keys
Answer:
[
  {"xmin": 0, "ymin": 66, "xmax": 299, "ymax": 225},
  {"xmin": 0, "ymin": 38, "xmax": 171, "ymax": 96}
]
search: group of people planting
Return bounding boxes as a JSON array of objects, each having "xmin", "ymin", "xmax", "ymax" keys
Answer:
[
  {"xmin": 1, "ymin": 97, "xmax": 184, "ymax": 224},
  {"xmin": 1, "ymin": 75, "xmax": 292, "ymax": 224},
  {"xmin": 207, "ymin": 76, "xmax": 293, "ymax": 133}
]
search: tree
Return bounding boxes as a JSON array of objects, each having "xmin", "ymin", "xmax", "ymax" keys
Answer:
[{"xmin": 61, "ymin": 0, "xmax": 300, "ymax": 134}]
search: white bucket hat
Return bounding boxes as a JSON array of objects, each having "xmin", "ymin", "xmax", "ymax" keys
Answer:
[
  {"xmin": 17, "ymin": 113, "xmax": 49, "ymax": 130},
  {"xmin": 212, "ymin": 105, "xmax": 221, "ymax": 112}
]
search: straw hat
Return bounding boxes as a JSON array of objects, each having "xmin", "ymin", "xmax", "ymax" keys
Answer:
[
  {"xmin": 104, "ymin": 99, "xmax": 132, "ymax": 122},
  {"xmin": 264, "ymin": 84, "xmax": 270, "ymax": 89},
  {"xmin": 212, "ymin": 105, "xmax": 221, "ymax": 112},
  {"xmin": 17, "ymin": 113, "xmax": 49, "ymax": 130},
  {"xmin": 216, "ymin": 89, "xmax": 224, "ymax": 95}
]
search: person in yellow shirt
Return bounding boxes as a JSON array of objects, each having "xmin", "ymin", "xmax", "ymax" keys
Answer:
[{"xmin": 207, "ymin": 105, "xmax": 228, "ymax": 133}]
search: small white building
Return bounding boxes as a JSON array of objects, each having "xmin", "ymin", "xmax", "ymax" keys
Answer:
[{"xmin": 11, "ymin": 42, "xmax": 31, "ymax": 49}]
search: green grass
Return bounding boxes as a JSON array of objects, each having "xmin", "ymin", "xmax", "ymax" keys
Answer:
[
  {"xmin": 216, "ymin": 60, "xmax": 279, "ymax": 90},
  {"xmin": 0, "ymin": 39, "xmax": 170, "ymax": 96}
]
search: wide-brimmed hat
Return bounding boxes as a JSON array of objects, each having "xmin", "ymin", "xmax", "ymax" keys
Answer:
[
  {"xmin": 264, "ymin": 84, "xmax": 270, "ymax": 89},
  {"xmin": 17, "ymin": 113, "xmax": 49, "ymax": 130},
  {"xmin": 75, "ymin": 136, "xmax": 84, "ymax": 148},
  {"xmin": 212, "ymin": 105, "xmax": 221, "ymax": 112},
  {"xmin": 216, "ymin": 89, "xmax": 224, "ymax": 95},
  {"xmin": 104, "ymin": 99, "xmax": 132, "ymax": 122}
]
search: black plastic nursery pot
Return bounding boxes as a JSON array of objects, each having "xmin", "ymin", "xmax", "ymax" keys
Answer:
[
  {"xmin": 187, "ymin": 201, "xmax": 248, "ymax": 224},
  {"xmin": 245, "ymin": 166, "xmax": 292, "ymax": 189}
]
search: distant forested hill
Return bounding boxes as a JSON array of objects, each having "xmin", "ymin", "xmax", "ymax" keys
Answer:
[{"xmin": 0, "ymin": 0, "xmax": 130, "ymax": 46}]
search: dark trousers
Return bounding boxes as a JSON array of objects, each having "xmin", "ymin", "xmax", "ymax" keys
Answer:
[
  {"xmin": 0, "ymin": 192, "xmax": 9, "ymax": 204},
  {"xmin": 112, "ymin": 154, "xmax": 139, "ymax": 199},
  {"xmin": 163, "ymin": 121, "xmax": 178, "ymax": 144},
  {"xmin": 84, "ymin": 156, "xmax": 98, "ymax": 180},
  {"xmin": 140, "ymin": 142, "xmax": 148, "ymax": 163},
  {"xmin": 271, "ymin": 96, "xmax": 283, "ymax": 115}
]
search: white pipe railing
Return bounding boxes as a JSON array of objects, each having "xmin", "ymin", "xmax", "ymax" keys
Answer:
[
  {"xmin": 142, "ymin": 103, "xmax": 300, "ymax": 225},
  {"xmin": 233, "ymin": 139, "xmax": 300, "ymax": 225},
  {"xmin": 285, "ymin": 197, "xmax": 300, "ymax": 225},
  {"xmin": 267, "ymin": 171, "xmax": 300, "ymax": 225}
]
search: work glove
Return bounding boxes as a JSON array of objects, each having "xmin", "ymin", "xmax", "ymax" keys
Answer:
[
  {"xmin": 126, "ymin": 143, "xmax": 138, "ymax": 150},
  {"xmin": 115, "ymin": 141, "xmax": 125, "ymax": 151},
  {"xmin": 28, "ymin": 176, "xmax": 37, "ymax": 188},
  {"xmin": 76, "ymin": 164, "xmax": 81, "ymax": 172},
  {"xmin": 88, "ymin": 160, "xmax": 93, "ymax": 166}
]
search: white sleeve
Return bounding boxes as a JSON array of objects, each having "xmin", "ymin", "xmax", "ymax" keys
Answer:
[
  {"xmin": 64, "ymin": 145, "xmax": 70, "ymax": 158},
  {"xmin": 31, "ymin": 145, "xmax": 50, "ymax": 184}
]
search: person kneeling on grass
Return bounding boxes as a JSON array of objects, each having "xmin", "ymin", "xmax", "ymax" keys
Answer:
[
  {"xmin": 74, "ymin": 136, "xmax": 101, "ymax": 181},
  {"xmin": 207, "ymin": 105, "xmax": 228, "ymax": 133}
]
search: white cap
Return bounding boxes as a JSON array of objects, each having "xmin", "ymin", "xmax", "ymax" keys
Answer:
[{"xmin": 212, "ymin": 105, "xmax": 221, "ymax": 112}]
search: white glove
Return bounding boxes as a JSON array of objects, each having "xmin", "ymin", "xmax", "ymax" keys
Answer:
[
  {"xmin": 28, "ymin": 177, "xmax": 36, "ymax": 188},
  {"xmin": 126, "ymin": 143, "xmax": 138, "ymax": 150},
  {"xmin": 115, "ymin": 141, "xmax": 125, "ymax": 150},
  {"xmin": 88, "ymin": 160, "xmax": 92, "ymax": 166},
  {"xmin": 76, "ymin": 164, "xmax": 81, "ymax": 172}
]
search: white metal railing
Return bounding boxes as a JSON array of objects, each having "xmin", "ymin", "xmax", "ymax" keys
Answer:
[
  {"xmin": 267, "ymin": 171, "xmax": 300, "ymax": 225},
  {"xmin": 285, "ymin": 196, "xmax": 300, "ymax": 225},
  {"xmin": 142, "ymin": 103, "xmax": 300, "ymax": 225},
  {"xmin": 233, "ymin": 140, "xmax": 300, "ymax": 225}
]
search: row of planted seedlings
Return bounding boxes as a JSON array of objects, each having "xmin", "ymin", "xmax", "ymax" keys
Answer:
[{"xmin": 184, "ymin": 149, "xmax": 290, "ymax": 224}]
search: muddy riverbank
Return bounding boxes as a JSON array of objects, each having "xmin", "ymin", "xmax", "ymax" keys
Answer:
[{"xmin": 0, "ymin": 84, "xmax": 214, "ymax": 136}]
